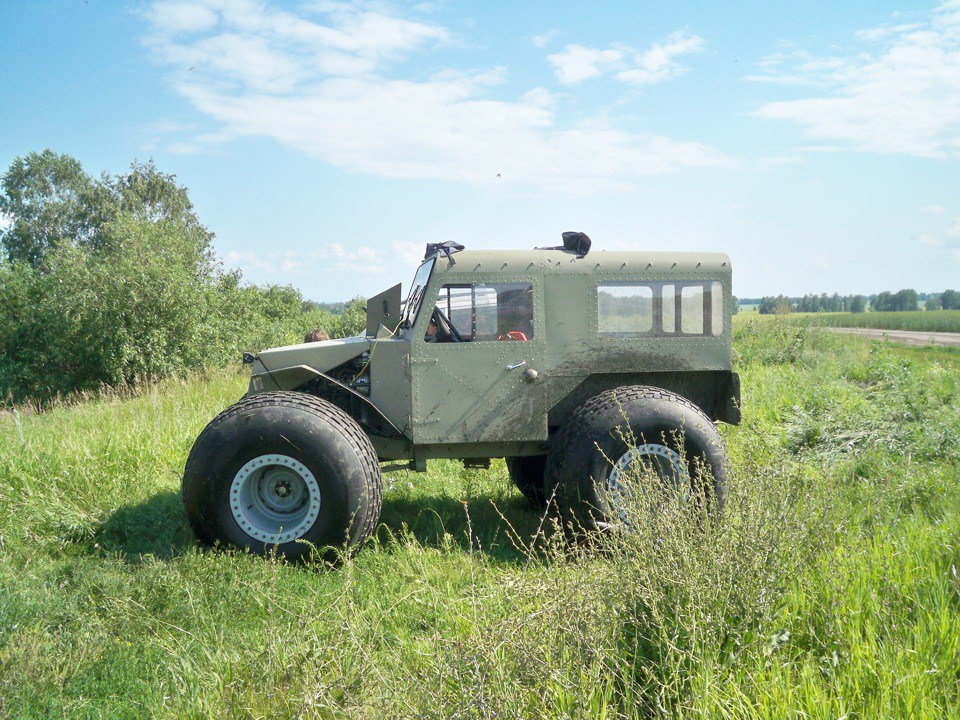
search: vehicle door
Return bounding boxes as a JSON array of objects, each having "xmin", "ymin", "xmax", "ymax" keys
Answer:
[{"xmin": 409, "ymin": 277, "xmax": 546, "ymax": 443}]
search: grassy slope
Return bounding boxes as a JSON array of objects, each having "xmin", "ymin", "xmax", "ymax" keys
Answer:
[{"xmin": 1, "ymin": 323, "xmax": 959, "ymax": 719}]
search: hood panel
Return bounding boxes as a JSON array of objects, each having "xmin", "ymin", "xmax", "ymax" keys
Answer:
[{"xmin": 256, "ymin": 335, "xmax": 371, "ymax": 374}]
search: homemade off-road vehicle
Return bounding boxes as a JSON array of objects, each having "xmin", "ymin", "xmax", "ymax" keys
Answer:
[{"xmin": 183, "ymin": 235, "xmax": 740, "ymax": 560}]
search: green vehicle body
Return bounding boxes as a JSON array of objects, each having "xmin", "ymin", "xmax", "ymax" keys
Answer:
[{"xmin": 245, "ymin": 246, "xmax": 741, "ymax": 471}]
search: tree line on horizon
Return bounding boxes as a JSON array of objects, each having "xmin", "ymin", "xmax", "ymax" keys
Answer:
[
  {"xmin": 0, "ymin": 149, "xmax": 364, "ymax": 403},
  {"xmin": 744, "ymin": 289, "xmax": 960, "ymax": 315}
]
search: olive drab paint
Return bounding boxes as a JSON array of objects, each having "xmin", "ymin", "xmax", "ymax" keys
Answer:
[{"xmin": 244, "ymin": 246, "xmax": 740, "ymax": 469}]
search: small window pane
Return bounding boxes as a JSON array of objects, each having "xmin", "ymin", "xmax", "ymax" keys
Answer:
[
  {"xmin": 661, "ymin": 284, "xmax": 676, "ymax": 334},
  {"xmin": 490, "ymin": 283, "xmax": 534, "ymax": 340},
  {"xmin": 428, "ymin": 285, "xmax": 474, "ymax": 341},
  {"xmin": 711, "ymin": 281, "xmax": 723, "ymax": 336},
  {"xmin": 474, "ymin": 287, "xmax": 498, "ymax": 340},
  {"xmin": 599, "ymin": 285, "xmax": 654, "ymax": 336},
  {"xmin": 681, "ymin": 286, "xmax": 704, "ymax": 334}
]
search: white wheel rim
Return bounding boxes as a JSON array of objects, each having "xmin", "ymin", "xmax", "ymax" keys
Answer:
[
  {"xmin": 606, "ymin": 443, "xmax": 690, "ymax": 522},
  {"xmin": 230, "ymin": 454, "xmax": 321, "ymax": 544}
]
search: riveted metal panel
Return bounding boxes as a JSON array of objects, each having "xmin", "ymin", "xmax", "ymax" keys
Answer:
[
  {"xmin": 408, "ymin": 271, "xmax": 548, "ymax": 443},
  {"xmin": 367, "ymin": 337, "xmax": 412, "ymax": 436}
]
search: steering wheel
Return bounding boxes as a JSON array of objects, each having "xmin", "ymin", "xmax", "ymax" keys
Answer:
[{"xmin": 432, "ymin": 308, "xmax": 463, "ymax": 343}]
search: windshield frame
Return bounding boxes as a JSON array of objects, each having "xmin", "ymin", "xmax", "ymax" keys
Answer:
[{"xmin": 399, "ymin": 257, "xmax": 436, "ymax": 330}]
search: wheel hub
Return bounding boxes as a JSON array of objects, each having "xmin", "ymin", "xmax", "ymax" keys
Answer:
[
  {"xmin": 605, "ymin": 443, "xmax": 690, "ymax": 523},
  {"xmin": 230, "ymin": 454, "xmax": 321, "ymax": 544}
]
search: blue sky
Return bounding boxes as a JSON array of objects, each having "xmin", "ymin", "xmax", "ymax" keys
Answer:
[{"xmin": 2, "ymin": 0, "xmax": 959, "ymax": 301}]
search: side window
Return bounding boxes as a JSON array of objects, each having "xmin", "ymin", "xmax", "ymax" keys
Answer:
[
  {"xmin": 599, "ymin": 281, "xmax": 724, "ymax": 337},
  {"xmin": 425, "ymin": 283, "xmax": 534, "ymax": 342},
  {"xmin": 680, "ymin": 286, "xmax": 704, "ymax": 334},
  {"xmin": 661, "ymin": 284, "xmax": 676, "ymax": 333},
  {"xmin": 711, "ymin": 281, "xmax": 724, "ymax": 336},
  {"xmin": 598, "ymin": 285, "xmax": 654, "ymax": 337}
]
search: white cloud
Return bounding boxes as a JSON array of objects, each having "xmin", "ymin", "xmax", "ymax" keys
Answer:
[
  {"xmin": 616, "ymin": 32, "xmax": 705, "ymax": 84},
  {"xmin": 547, "ymin": 31, "xmax": 704, "ymax": 86},
  {"xmin": 532, "ymin": 29, "xmax": 561, "ymax": 49},
  {"xmin": 230, "ymin": 242, "xmax": 408, "ymax": 278},
  {"xmin": 167, "ymin": 141, "xmax": 205, "ymax": 154},
  {"xmin": 916, "ymin": 214, "xmax": 960, "ymax": 249},
  {"xmin": 392, "ymin": 240, "xmax": 425, "ymax": 266},
  {"xmin": 143, "ymin": 3, "xmax": 725, "ymax": 192},
  {"xmin": 145, "ymin": 1, "xmax": 218, "ymax": 35},
  {"xmin": 310, "ymin": 243, "xmax": 391, "ymax": 273},
  {"xmin": 547, "ymin": 44, "xmax": 626, "ymax": 84},
  {"xmin": 751, "ymin": 3, "xmax": 960, "ymax": 158},
  {"xmin": 921, "ymin": 205, "xmax": 947, "ymax": 214},
  {"xmin": 226, "ymin": 250, "xmax": 278, "ymax": 274},
  {"xmin": 949, "ymin": 216, "xmax": 960, "ymax": 237},
  {"xmin": 756, "ymin": 155, "xmax": 805, "ymax": 170}
]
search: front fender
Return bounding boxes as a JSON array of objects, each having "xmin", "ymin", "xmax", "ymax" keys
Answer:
[{"xmin": 247, "ymin": 363, "xmax": 405, "ymax": 441}]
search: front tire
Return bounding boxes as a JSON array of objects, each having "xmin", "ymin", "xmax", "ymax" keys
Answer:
[
  {"xmin": 546, "ymin": 386, "xmax": 728, "ymax": 532},
  {"xmin": 182, "ymin": 392, "xmax": 382, "ymax": 561}
]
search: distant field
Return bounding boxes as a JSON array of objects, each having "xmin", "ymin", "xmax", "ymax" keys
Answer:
[
  {"xmin": 743, "ymin": 310, "xmax": 960, "ymax": 333},
  {"xmin": 804, "ymin": 309, "xmax": 960, "ymax": 332}
]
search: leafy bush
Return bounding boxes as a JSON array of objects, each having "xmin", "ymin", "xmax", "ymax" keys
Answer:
[{"xmin": 0, "ymin": 151, "xmax": 366, "ymax": 402}]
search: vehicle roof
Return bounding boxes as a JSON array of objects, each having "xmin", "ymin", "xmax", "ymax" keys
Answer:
[{"xmin": 429, "ymin": 248, "xmax": 731, "ymax": 276}]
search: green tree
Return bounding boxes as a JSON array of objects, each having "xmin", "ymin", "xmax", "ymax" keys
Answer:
[
  {"xmin": 872, "ymin": 291, "xmax": 892, "ymax": 312},
  {"xmin": 0, "ymin": 149, "xmax": 97, "ymax": 267},
  {"xmin": 893, "ymin": 289, "xmax": 919, "ymax": 312},
  {"xmin": 849, "ymin": 295, "xmax": 867, "ymax": 313},
  {"xmin": 942, "ymin": 289, "xmax": 960, "ymax": 310},
  {"xmin": 1, "ymin": 152, "xmax": 213, "ymax": 265},
  {"xmin": 0, "ymin": 215, "xmax": 225, "ymax": 399},
  {"xmin": 0, "ymin": 150, "xmax": 370, "ymax": 401},
  {"xmin": 925, "ymin": 293, "xmax": 943, "ymax": 311},
  {"xmin": 759, "ymin": 295, "xmax": 793, "ymax": 315},
  {"xmin": 94, "ymin": 161, "xmax": 213, "ymax": 254}
]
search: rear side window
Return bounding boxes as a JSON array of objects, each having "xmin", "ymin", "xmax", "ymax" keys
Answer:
[
  {"xmin": 680, "ymin": 286, "xmax": 704, "ymax": 334},
  {"xmin": 598, "ymin": 281, "xmax": 723, "ymax": 337},
  {"xmin": 598, "ymin": 285, "xmax": 653, "ymax": 336}
]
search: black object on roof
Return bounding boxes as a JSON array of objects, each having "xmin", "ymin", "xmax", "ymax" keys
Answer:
[
  {"xmin": 425, "ymin": 241, "xmax": 465, "ymax": 265},
  {"xmin": 536, "ymin": 231, "xmax": 591, "ymax": 258}
]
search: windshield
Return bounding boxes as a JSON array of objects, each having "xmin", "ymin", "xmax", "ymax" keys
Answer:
[{"xmin": 399, "ymin": 258, "xmax": 436, "ymax": 329}]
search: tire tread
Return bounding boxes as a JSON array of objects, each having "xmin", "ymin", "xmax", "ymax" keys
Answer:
[{"xmin": 182, "ymin": 391, "xmax": 382, "ymax": 554}]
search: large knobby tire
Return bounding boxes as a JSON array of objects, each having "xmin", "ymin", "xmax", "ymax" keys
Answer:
[
  {"xmin": 182, "ymin": 392, "xmax": 382, "ymax": 562},
  {"xmin": 505, "ymin": 455, "xmax": 548, "ymax": 509},
  {"xmin": 545, "ymin": 386, "xmax": 728, "ymax": 532}
]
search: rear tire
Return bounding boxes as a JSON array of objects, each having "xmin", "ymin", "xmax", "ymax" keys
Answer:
[
  {"xmin": 182, "ymin": 392, "xmax": 382, "ymax": 561},
  {"xmin": 545, "ymin": 386, "xmax": 728, "ymax": 533},
  {"xmin": 505, "ymin": 456, "xmax": 548, "ymax": 509}
]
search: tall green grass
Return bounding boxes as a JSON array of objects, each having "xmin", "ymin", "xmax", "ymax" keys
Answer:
[{"xmin": 1, "ymin": 322, "xmax": 958, "ymax": 718}]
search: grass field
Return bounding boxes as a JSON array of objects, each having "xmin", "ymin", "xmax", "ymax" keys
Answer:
[
  {"xmin": 2, "ymin": 321, "xmax": 959, "ymax": 718},
  {"xmin": 803, "ymin": 309, "xmax": 960, "ymax": 333}
]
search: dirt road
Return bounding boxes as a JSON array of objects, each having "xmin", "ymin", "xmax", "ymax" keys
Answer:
[{"xmin": 824, "ymin": 327, "xmax": 960, "ymax": 347}]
